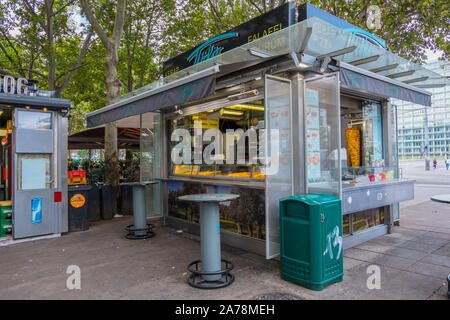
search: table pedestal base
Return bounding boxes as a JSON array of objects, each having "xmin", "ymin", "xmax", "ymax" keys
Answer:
[
  {"xmin": 187, "ymin": 259, "xmax": 234, "ymax": 289},
  {"xmin": 124, "ymin": 223, "xmax": 155, "ymax": 240}
]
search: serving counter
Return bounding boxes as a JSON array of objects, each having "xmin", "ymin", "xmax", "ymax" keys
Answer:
[{"xmin": 341, "ymin": 179, "xmax": 414, "ymax": 215}]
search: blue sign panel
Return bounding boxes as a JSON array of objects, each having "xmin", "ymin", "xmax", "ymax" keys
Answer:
[{"xmin": 31, "ymin": 197, "xmax": 42, "ymax": 224}]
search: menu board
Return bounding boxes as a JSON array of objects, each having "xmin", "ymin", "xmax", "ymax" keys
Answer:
[
  {"xmin": 362, "ymin": 103, "xmax": 383, "ymax": 166},
  {"xmin": 269, "ymin": 96, "xmax": 292, "ymax": 176},
  {"xmin": 306, "ymin": 89, "xmax": 321, "ymax": 182}
]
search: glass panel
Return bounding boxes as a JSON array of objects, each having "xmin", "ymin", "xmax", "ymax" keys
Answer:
[
  {"xmin": 305, "ymin": 74, "xmax": 341, "ymax": 197},
  {"xmin": 342, "ymin": 214, "xmax": 350, "ymax": 236},
  {"xmin": 167, "ymin": 100, "xmax": 265, "ymax": 181},
  {"xmin": 265, "ymin": 75, "xmax": 293, "ymax": 259},
  {"xmin": 352, "ymin": 207, "xmax": 384, "ymax": 233},
  {"xmin": 341, "ymin": 101, "xmax": 400, "ymax": 187},
  {"xmin": 390, "ymin": 104, "xmax": 399, "ymax": 178},
  {"xmin": 17, "ymin": 111, "xmax": 51, "ymax": 130},
  {"xmin": 361, "ymin": 102, "xmax": 383, "ymax": 167},
  {"xmin": 18, "ymin": 154, "xmax": 51, "ymax": 190},
  {"xmin": 141, "ymin": 112, "xmax": 162, "ymax": 217}
]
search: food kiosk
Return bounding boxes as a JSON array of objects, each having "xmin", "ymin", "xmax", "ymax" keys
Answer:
[
  {"xmin": 0, "ymin": 75, "xmax": 70, "ymax": 244},
  {"xmin": 86, "ymin": 3, "xmax": 449, "ymax": 258}
]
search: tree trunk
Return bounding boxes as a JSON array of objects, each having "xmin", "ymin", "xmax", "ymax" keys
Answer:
[
  {"xmin": 45, "ymin": 0, "xmax": 56, "ymax": 91},
  {"xmin": 104, "ymin": 42, "xmax": 122, "ymax": 187}
]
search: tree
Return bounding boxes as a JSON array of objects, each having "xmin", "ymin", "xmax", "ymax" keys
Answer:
[
  {"xmin": 0, "ymin": 0, "xmax": 93, "ymax": 94},
  {"xmin": 118, "ymin": 0, "xmax": 172, "ymax": 93},
  {"xmin": 79, "ymin": 0, "xmax": 127, "ymax": 186}
]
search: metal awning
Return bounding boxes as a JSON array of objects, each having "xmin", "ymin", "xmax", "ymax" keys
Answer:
[
  {"xmin": 87, "ymin": 15, "xmax": 448, "ymax": 126},
  {"xmin": 0, "ymin": 93, "xmax": 72, "ymax": 109},
  {"xmin": 86, "ymin": 66, "xmax": 217, "ymax": 127},
  {"xmin": 86, "ymin": 56, "xmax": 281, "ymax": 127},
  {"xmin": 338, "ymin": 61, "xmax": 432, "ymax": 106},
  {"xmin": 69, "ymin": 126, "xmax": 140, "ymax": 150}
]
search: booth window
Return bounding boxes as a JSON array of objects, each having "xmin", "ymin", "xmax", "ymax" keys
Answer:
[
  {"xmin": 168, "ymin": 100, "xmax": 265, "ymax": 180},
  {"xmin": 17, "ymin": 110, "xmax": 52, "ymax": 130},
  {"xmin": 17, "ymin": 154, "xmax": 52, "ymax": 190},
  {"xmin": 341, "ymin": 101, "xmax": 398, "ymax": 186}
]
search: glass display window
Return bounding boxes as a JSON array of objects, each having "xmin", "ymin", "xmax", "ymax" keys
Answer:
[
  {"xmin": 351, "ymin": 208, "xmax": 384, "ymax": 233},
  {"xmin": 17, "ymin": 154, "xmax": 52, "ymax": 190},
  {"xmin": 341, "ymin": 99, "xmax": 399, "ymax": 187},
  {"xmin": 17, "ymin": 110, "xmax": 52, "ymax": 130},
  {"xmin": 168, "ymin": 100, "xmax": 266, "ymax": 181}
]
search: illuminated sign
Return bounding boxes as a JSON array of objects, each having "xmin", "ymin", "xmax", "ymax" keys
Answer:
[
  {"xmin": 0, "ymin": 74, "xmax": 30, "ymax": 95},
  {"xmin": 162, "ymin": 2, "xmax": 295, "ymax": 77}
]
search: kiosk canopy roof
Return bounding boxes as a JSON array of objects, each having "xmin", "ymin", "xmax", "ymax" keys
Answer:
[
  {"xmin": 90, "ymin": 16, "xmax": 448, "ymax": 126},
  {"xmin": 119, "ymin": 16, "xmax": 448, "ymax": 100}
]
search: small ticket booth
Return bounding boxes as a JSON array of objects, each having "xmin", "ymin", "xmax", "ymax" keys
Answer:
[
  {"xmin": 0, "ymin": 75, "xmax": 70, "ymax": 243},
  {"xmin": 86, "ymin": 3, "xmax": 449, "ymax": 258}
]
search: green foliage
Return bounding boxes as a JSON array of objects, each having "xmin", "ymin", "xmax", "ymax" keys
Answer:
[{"xmin": 85, "ymin": 159, "xmax": 107, "ymax": 185}]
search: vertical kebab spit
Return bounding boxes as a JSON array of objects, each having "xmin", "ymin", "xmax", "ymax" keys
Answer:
[{"xmin": 346, "ymin": 127, "xmax": 360, "ymax": 167}]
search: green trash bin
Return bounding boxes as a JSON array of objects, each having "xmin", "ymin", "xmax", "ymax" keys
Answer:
[{"xmin": 279, "ymin": 193, "xmax": 343, "ymax": 291}]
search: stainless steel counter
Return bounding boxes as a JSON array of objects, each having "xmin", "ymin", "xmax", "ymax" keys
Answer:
[{"xmin": 342, "ymin": 179, "xmax": 415, "ymax": 214}]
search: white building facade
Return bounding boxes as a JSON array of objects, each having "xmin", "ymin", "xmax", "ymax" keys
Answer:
[{"xmin": 395, "ymin": 60, "xmax": 450, "ymax": 159}]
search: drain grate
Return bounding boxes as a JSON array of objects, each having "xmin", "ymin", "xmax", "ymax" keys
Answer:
[{"xmin": 252, "ymin": 292, "xmax": 304, "ymax": 300}]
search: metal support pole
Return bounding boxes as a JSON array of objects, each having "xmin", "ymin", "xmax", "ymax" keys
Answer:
[
  {"xmin": 132, "ymin": 184, "xmax": 147, "ymax": 236},
  {"xmin": 199, "ymin": 202, "xmax": 222, "ymax": 281},
  {"xmin": 424, "ymin": 107, "xmax": 430, "ymax": 171}
]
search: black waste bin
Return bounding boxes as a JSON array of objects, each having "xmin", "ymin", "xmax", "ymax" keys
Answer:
[
  {"xmin": 100, "ymin": 184, "xmax": 117, "ymax": 220},
  {"xmin": 68, "ymin": 185, "xmax": 92, "ymax": 231},
  {"xmin": 88, "ymin": 185, "xmax": 101, "ymax": 222},
  {"xmin": 119, "ymin": 183, "xmax": 133, "ymax": 216}
]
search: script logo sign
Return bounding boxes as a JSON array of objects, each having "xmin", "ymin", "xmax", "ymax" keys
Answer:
[{"xmin": 187, "ymin": 33, "xmax": 239, "ymax": 65}]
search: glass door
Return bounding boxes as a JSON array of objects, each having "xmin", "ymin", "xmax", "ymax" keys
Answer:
[
  {"xmin": 140, "ymin": 112, "xmax": 162, "ymax": 218},
  {"xmin": 304, "ymin": 73, "xmax": 341, "ymax": 197},
  {"xmin": 265, "ymin": 75, "xmax": 293, "ymax": 259}
]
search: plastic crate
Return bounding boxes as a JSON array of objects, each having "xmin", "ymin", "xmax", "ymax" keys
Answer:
[
  {"xmin": 0, "ymin": 222, "xmax": 12, "ymax": 237},
  {"xmin": 68, "ymin": 177, "xmax": 87, "ymax": 185},
  {"xmin": 0, "ymin": 206, "xmax": 12, "ymax": 221},
  {"xmin": 68, "ymin": 170, "xmax": 86, "ymax": 179}
]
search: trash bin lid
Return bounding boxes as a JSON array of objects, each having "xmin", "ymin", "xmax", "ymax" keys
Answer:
[
  {"xmin": 68, "ymin": 185, "xmax": 92, "ymax": 191},
  {"xmin": 280, "ymin": 193, "xmax": 340, "ymax": 206}
]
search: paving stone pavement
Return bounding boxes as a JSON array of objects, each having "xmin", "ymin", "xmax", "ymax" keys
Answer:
[{"xmin": 0, "ymin": 201, "xmax": 448, "ymax": 300}]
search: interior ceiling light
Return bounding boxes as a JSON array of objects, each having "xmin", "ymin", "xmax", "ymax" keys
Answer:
[
  {"xmin": 207, "ymin": 108, "xmax": 244, "ymax": 120},
  {"xmin": 227, "ymin": 89, "xmax": 259, "ymax": 101},
  {"xmin": 222, "ymin": 109, "xmax": 244, "ymax": 116},
  {"xmin": 227, "ymin": 104, "xmax": 264, "ymax": 111}
]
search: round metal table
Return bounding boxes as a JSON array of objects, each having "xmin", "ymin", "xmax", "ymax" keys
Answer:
[
  {"xmin": 177, "ymin": 193, "xmax": 240, "ymax": 289},
  {"xmin": 431, "ymin": 194, "xmax": 450, "ymax": 204},
  {"xmin": 123, "ymin": 181, "xmax": 159, "ymax": 240}
]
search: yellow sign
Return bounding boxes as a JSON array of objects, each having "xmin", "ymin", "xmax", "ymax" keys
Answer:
[
  {"xmin": 70, "ymin": 194, "xmax": 86, "ymax": 208},
  {"xmin": 247, "ymin": 23, "xmax": 282, "ymax": 43}
]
